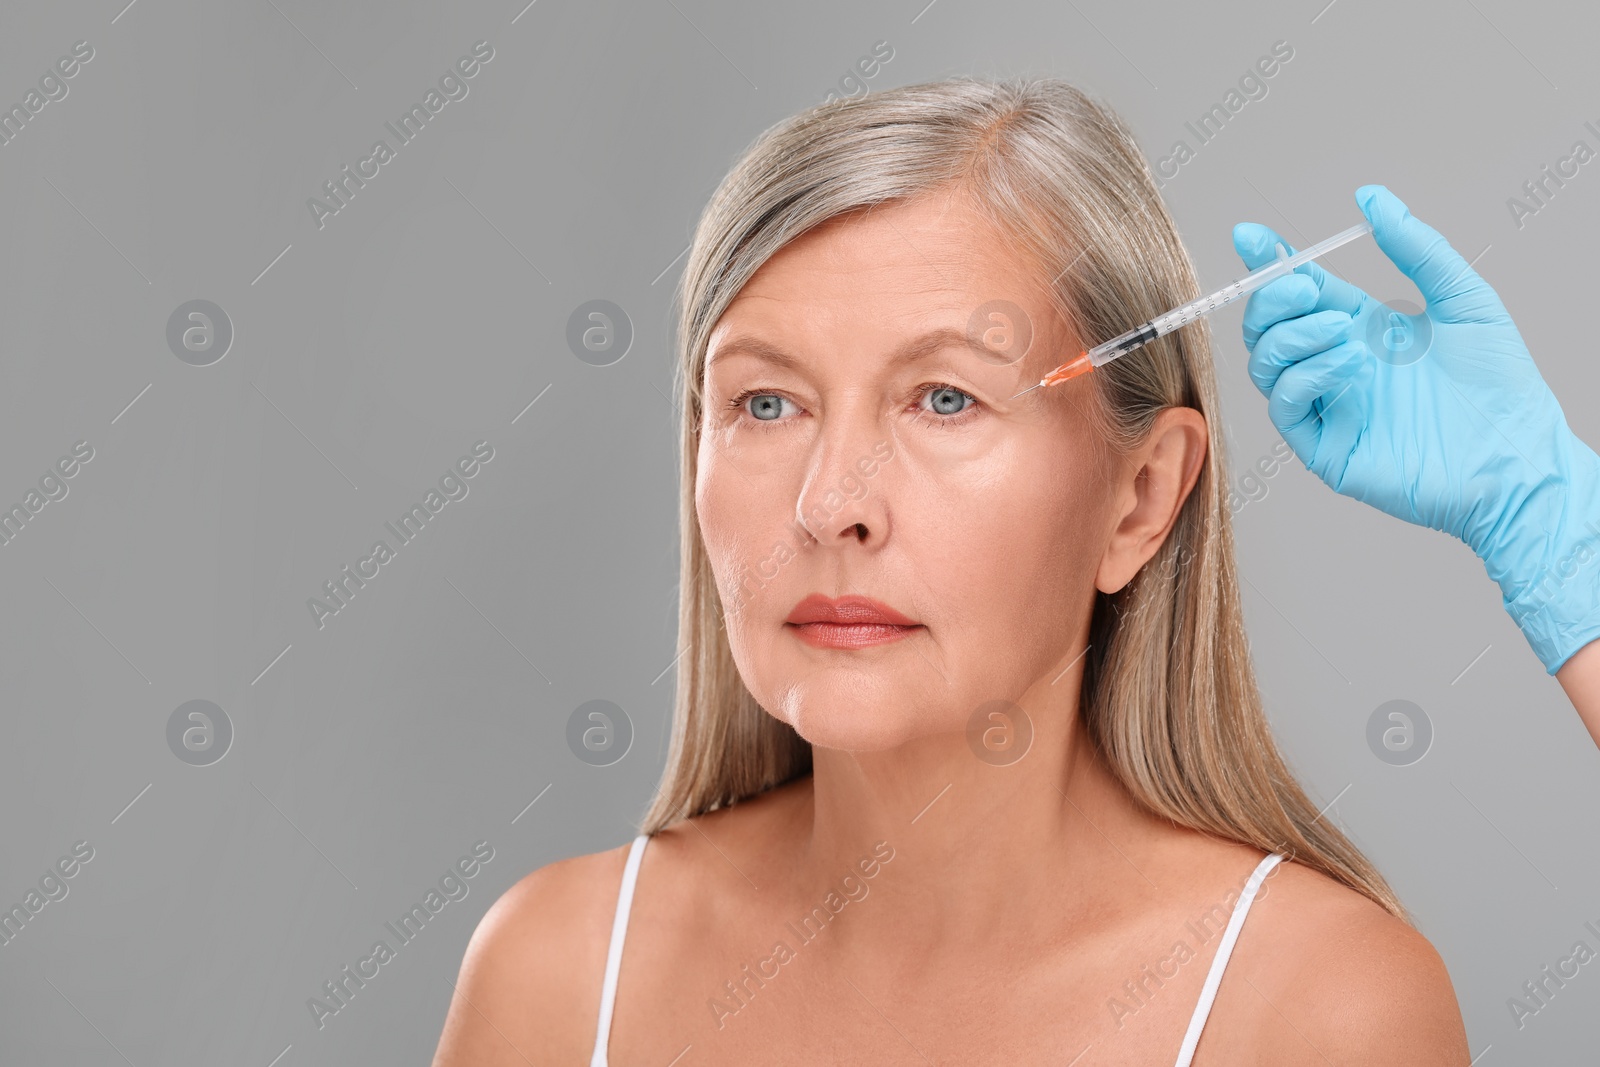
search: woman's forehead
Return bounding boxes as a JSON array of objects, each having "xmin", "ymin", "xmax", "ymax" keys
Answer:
[
  {"xmin": 763, "ymin": 195, "xmax": 1041, "ymax": 284},
  {"xmin": 722, "ymin": 216, "xmax": 1057, "ymax": 335}
]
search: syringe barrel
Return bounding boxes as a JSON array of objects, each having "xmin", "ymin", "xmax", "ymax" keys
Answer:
[
  {"xmin": 1089, "ymin": 322, "xmax": 1160, "ymax": 366},
  {"xmin": 1149, "ymin": 276, "xmax": 1256, "ymax": 334},
  {"xmin": 1090, "ymin": 269, "xmax": 1272, "ymax": 367}
]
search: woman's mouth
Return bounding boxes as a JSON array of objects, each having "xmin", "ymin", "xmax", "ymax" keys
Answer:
[
  {"xmin": 786, "ymin": 621, "xmax": 922, "ymax": 649},
  {"xmin": 784, "ymin": 593, "xmax": 922, "ymax": 649}
]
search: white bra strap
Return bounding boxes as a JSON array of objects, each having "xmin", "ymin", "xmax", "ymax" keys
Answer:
[
  {"xmin": 1171, "ymin": 852, "xmax": 1284, "ymax": 1067},
  {"xmin": 590, "ymin": 833, "xmax": 651, "ymax": 1067}
]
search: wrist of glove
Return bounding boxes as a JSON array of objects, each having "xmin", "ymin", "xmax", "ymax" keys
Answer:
[{"xmin": 1488, "ymin": 431, "xmax": 1600, "ymax": 674}]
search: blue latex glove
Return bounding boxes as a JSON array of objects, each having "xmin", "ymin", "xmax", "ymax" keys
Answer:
[{"xmin": 1232, "ymin": 185, "xmax": 1600, "ymax": 674}]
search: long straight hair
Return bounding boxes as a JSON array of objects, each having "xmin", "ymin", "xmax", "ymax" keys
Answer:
[{"xmin": 643, "ymin": 76, "xmax": 1407, "ymax": 922}]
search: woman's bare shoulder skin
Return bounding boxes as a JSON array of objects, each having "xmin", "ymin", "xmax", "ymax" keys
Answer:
[
  {"xmin": 429, "ymin": 839, "xmax": 636, "ymax": 1067},
  {"xmin": 429, "ymin": 784, "xmax": 808, "ymax": 1067},
  {"xmin": 1190, "ymin": 846, "xmax": 1469, "ymax": 1067}
]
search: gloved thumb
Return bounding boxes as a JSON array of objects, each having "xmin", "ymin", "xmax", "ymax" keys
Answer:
[
  {"xmin": 1233, "ymin": 222, "xmax": 1286, "ymax": 271},
  {"xmin": 1355, "ymin": 185, "xmax": 1507, "ymax": 324}
]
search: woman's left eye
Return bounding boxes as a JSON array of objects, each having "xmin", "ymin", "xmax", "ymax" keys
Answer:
[{"xmin": 917, "ymin": 384, "xmax": 977, "ymax": 421}]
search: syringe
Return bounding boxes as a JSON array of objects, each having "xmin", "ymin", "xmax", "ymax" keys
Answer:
[{"xmin": 1012, "ymin": 219, "xmax": 1374, "ymax": 398}]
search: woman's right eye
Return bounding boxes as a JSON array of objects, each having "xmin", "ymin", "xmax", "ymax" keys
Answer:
[{"xmin": 728, "ymin": 388, "xmax": 797, "ymax": 425}]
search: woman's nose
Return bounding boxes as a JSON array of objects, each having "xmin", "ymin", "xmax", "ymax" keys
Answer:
[{"xmin": 793, "ymin": 429, "xmax": 893, "ymax": 547}]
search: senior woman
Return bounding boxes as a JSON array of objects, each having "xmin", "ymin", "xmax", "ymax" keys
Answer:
[{"xmin": 431, "ymin": 76, "xmax": 1597, "ymax": 1065}]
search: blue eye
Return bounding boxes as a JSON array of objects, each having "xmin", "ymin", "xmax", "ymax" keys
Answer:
[
  {"xmin": 725, "ymin": 388, "xmax": 795, "ymax": 425},
  {"xmin": 745, "ymin": 392, "xmax": 791, "ymax": 421},
  {"xmin": 922, "ymin": 386, "xmax": 973, "ymax": 417}
]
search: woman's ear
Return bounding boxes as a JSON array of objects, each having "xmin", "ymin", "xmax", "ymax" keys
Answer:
[{"xmin": 1095, "ymin": 407, "xmax": 1209, "ymax": 595}]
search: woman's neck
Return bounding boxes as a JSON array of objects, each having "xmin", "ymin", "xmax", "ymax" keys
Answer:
[{"xmin": 779, "ymin": 704, "xmax": 1182, "ymax": 976}]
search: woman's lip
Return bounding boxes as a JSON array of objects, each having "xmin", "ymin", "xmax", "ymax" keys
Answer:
[
  {"xmin": 785, "ymin": 593, "xmax": 918, "ymax": 626},
  {"xmin": 786, "ymin": 621, "xmax": 922, "ymax": 649}
]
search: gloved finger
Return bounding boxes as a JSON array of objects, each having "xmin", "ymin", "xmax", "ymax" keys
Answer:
[
  {"xmin": 1355, "ymin": 185, "xmax": 1510, "ymax": 325},
  {"xmin": 1266, "ymin": 339, "xmax": 1369, "ymax": 462},
  {"xmin": 1232, "ymin": 222, "xmax": 1368, "ymax": 318},
  {"xmin": 1248, "ymin": 309, "xmax": 1353, "ymax": 398},
  {"xmin": 1240, "ymin": 273, "xmax": 1318, "ymax": 353}
]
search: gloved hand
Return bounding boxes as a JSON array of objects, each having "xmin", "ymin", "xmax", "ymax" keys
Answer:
[{"xmin": 1232, "ymin": 184, "xmax": 1600, "ymax": 674}]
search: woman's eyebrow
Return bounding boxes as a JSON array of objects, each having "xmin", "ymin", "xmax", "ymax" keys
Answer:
[{"xmin": 708, "ymin": 327, "xmax": 999, "ymax": 371}]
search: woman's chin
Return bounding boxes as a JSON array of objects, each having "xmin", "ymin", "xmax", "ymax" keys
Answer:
[{"xmin": 771, "ymin": 699, "xmax": 933, "ymax": 753}]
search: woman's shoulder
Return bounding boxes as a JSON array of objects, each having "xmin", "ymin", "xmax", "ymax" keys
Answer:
[
  {"xmin": 1188, "ymin": 837, "xmax": 1468, "ymax": 1065},
  {"xmin": 430, "ymin": 837, "xmax": 641, "ymax": 1066},
  {"xmin": 430, "ymin": 784, "xmax": 806, "ymax": 1066}
]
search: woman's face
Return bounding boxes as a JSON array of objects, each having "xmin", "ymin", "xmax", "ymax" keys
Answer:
[{"xmin": 696, "ymin": 189, "xmax": 1126, "ymax": 751}]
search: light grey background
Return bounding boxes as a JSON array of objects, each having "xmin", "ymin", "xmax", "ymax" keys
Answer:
[{"xmin": 1, "ymin": 0, "xmax": 1596, "ymax": 1063}]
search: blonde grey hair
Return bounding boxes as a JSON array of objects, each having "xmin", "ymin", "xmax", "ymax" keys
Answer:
[{"xmin": 644, "ymin": 76, "xmax": 1406, "ymax": 922}]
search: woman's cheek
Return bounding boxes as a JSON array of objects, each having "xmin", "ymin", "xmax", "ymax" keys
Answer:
[
  {"xmin": 695, "ymin": 459, "xmax": 744, "ymax": 568},
  {"xmin": 888, "ymin": 421, "xmax": 1024, "ymax": 494},
  {"xmin": 697, "ymin": 469, "xmax": 791, "ymax": 614},
  {"xmin": 701, "ymin": 405, "xmax": 822, "ymax": 477}
]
